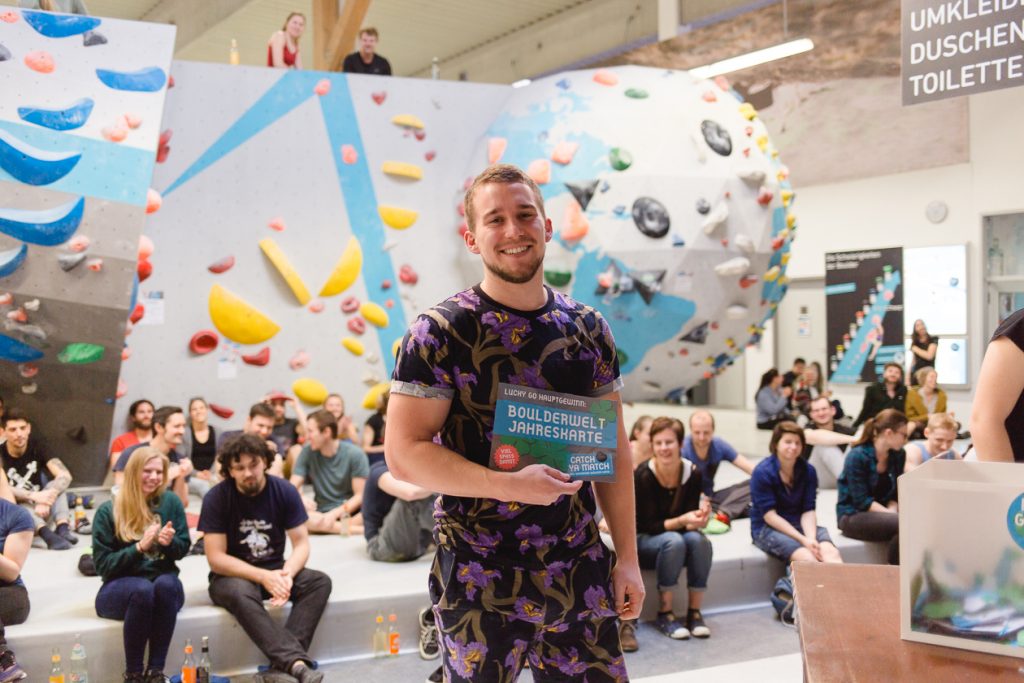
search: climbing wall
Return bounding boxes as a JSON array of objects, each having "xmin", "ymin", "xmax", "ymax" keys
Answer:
[
  {"xmin": 121, "ymin": 63, "xmax": 794, "ymax": 446},
  {"xmin": 0, "ymin": 10, "xmax": 175, "ymax": 484}
]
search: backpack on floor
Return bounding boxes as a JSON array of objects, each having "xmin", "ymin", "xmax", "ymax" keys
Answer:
[{"xmin": 771, "ymin": 574, "xmax": 797, "ymax": 627}]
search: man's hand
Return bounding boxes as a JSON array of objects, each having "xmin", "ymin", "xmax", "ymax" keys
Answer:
[
  {"xmin": 139, "ymin": 522, "xmax": 160, "ymax": 552},
  {"xmin": 178, "ymin": 458, "xmax": 194, "ymax": 478},
  {"xmin": 34, "ymin": 503, "xmax": 50, "ymax": 518},
  {"xmin": 262, "ymin": 568, "xmax": 292, "ymax": 606},
  {"xmin": 503, "ymin": 465, "xmax": 582, "ymax": 505},
  {"xmin": 612, "ymin": 559, "xmax": 644, "ymax": 621},
  {"xmin": 195, "ymin": 470, "xmax": 212, "ymax": 480},
  {"xmin": 156, "ymin": 521, "xmax": 175, "ymax": 546},
  {"xmin": 35, "ymin": 489, "xmax": 58, "ymax": 506}
]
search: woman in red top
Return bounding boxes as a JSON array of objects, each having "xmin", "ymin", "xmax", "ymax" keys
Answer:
[{"xmin": 267, "ymin": 12, "xmax": 305, "ymax": 69}]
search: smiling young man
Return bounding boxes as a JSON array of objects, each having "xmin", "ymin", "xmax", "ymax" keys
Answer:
[
  {"xmin": 113, "ymin": 406, "xmax": 193, "ymax": 506},
  {"xmin": 387, "ymin": 164, "xmax": 642, "ymax": 682}
]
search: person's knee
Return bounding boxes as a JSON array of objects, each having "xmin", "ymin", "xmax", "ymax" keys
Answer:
[
  {"xmin": 153, "ymin": 575, "xmax": 182, "ymax": 600},
  {"xmin": 126, "ymin": 580, "xmax": 156, "ymax": 609},
  {"xmin": 659, "ymin": 532, "xmax": 687, "ymax": 554},
  {"xmin": 789, "ymin": 548, "xmax": 815, "ymax": 563}
]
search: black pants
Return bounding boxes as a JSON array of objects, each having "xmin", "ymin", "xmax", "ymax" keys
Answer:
[
  {"xmin": 0, "ymin": 584, "xmax": 30, "ymax": 651},
  {"xmin": 840, "ymin": 512, "xmax": 899, "ymax": 565}
]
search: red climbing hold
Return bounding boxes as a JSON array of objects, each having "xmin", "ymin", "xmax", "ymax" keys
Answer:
[
  {"xmin": 739, "ymin": 275, "xmax": 759, "ymax": 289},
  {"xmin": 268, "ymin": 217, "xmax": 286, "ymax": 232},
  {"xmin": 341, "ymin": 296, "xmax": 360, "ymax": 314},
  {"xmin": 381, "ymin": 280, "xmax": 392, "ymax": 290},
  {"xmin": 188, "ymin": 330, "xmax": 218, "ymax": 355},
  {"xmin": 385, "ymin": 299, "xmax": 394, "ymax": 309},
  {"xmin": 137, "ymin": 259, "xmax": 152, "ymax": 282},
  {"xmin": 129, "ymin": 303, "xmax": 145, "ymax": 324},
  {"xmin": 208, "ymin": 255, "xmax": 235, "ymax": 274},
  {"xmin": 371, "ymin": 91, "xmax": 386, "ymax": 105},
  {"xmin": 209, "ymin": 404, "xmax": 234, "ymax": 419},
  {"xmin": 758, "ymin": 187, "xmax": 774, "ymax": 206},
  {"xmin": 399, "ymin": 264, "xmax": 418, "ymax": 285},
  {"xmin": 241, "ymin": 347, "xmax": 270, "ymax": 366},
  {"xmin": 347, "ymin": 317, "xmax": 366, "ymax": 335},
  {"xmin": 425, "ymin": 150, "xmax": 436, "ymax": 162}
]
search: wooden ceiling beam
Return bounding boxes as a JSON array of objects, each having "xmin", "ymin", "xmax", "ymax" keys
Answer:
[
  {"xmin": 141, "ymin": 0, "xmax": 251, "ymax": 52},
  {"xmin": 321, "ymin": 0, "xmax": 372, "ymax": 72}
]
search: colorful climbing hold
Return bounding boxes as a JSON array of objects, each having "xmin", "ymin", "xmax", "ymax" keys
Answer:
[
  {"xmin": 0, "ymin": 129, "xmax": 81, "ymax": 186},
  {"xmin": 58, "ymin": 252, "xmax": 86, "ymax": 271},
  {"xmin": 738, "ymin": 102, "xmax": 757, "ymax": 121},
  {"xmin": 391, "ymin": 114, "xmax": 424, "ymax": 129},
  {"xmin": 560, "ymin": 200, "xmax": 589, "ymax": 242},
  {"xmin": 86, "ymin": 257, "xmax": 103, "ymax": 271},
  {"xmin": 488, "ymin": 138, "xmax": 507, "ymax": 164},
  {"xmin": 527, "ymin": 159, "xmax": 551, "ymax": 185},
  {"xmin": 739, "ymin": 275, "xmax": 759, "ymax": 289},
  {"xmin": 68, "ymin": 234, "xmax": 90, "ymax": 252},
  {"xmin": 544, "ymin": 269, "xmax": 572, "ymax": 287},
  {"xmin": 293, "ymin": 378, "xmax": 329, "ymax": 405},
  {"xmin": 0, "ymin": 244, "xmax": 28, "ymax": 278},
  {"xmin": 124, "ymin": 113, "xmax": 142, "ymax": 129},
  {"xmin": 137, "ymin": 258, "xmax": 152, "ymax": 282},
  {"xmin": 360, "ymin": 302, "xmax": 389, "ymax": 328},
  {"xmin": 341, "ymin": 296, "xmax": 360, "ymax": 314},
  {"xmin": 6, "ymin": 308, "xmax": 26, "ymax": 323},
  {"xmin": 551, "ymin": 141, "xmax": 579, "ymax": 166},
  {"xmin": 96, "ymin": 66, "xmax": 167, "ymax": 92},
  {"xmin": 593, "ymin": 70, "xmax": 618, "ymax": 86},
  {"xmin": 0, "ymin": 196, "xmax": 85, "ymax": 246},
  {"xmin": 241, "ymin": 347, "xmax": 270, "ymax": 366},
  {"xmin": 314, "ymin": 79, "xmax": 330, "ymax": 96},
  {"xmin": 58, "ymin": 342, "xmax": 104, "ymax": 364},
  {"xmin": 341, "ymin": 145, "xmax": 358, "ymax": 165},
  {"xmin": 714, "ymin": 257, "xmax": 750, "ymax": 276},
  {"xmin": 18, "ymin": 98, "xmax": 95, "ymax": 131},
  {"xmin": 701, "ymin": 120, "xmax": 732, "ymax": 156},
  {"xmin": 565, "ymin": 180, "xmax": 599, "ymax": 211},
  {"xmin": 398, "ymin": 264, "xmax": 418, "ymax": 285},
  {"xmin": 319, "ymin": 236, "xmax": 362, "ymax": 297},
  {"xmin": 381, "ymin": 279, "xmax": 392, "ymax": 290},
  {"xmin": 128, "ymin": 303, "xmax": 144, "ymax": 324},
  {"xmin": 120, "ymin": 347, "xmax": 131, "ymax": 361},
  {"xmin": 424, "ymin": 150, "xmax": 436, "ymax": 162},
  {"xmin": 208, "ymin": 255, "xmax": 235, "ymax": 274},
  {"xmin": 209, "ymin": 404, "xmax": 234, "ymax": 419},
  {"xmin": 22, "ymin": 10, "xmax": 99, "ymax": 36},
  {"xmin": 24, "ymin": 50, "xmax": 55, "ymax": 73},
  {"xmin": 101, "ymin": 124, "xmax": 127, "ymax": 142},
  {"xmin": 701, "ymin": 90, "xmax": 717, "ymax": 103},
  {"xmin": 145, "ymin": 189, "xmax": 161, "ymax": 214},
  {"xmin": 371, "ymin": 91, "xmax": 386, "ymax": 105},
  {"xmin": 0, "ymin": 11, "xmax": 17, "ymax": 22},
  {"xmin": 414, "ymin": 129, "xmax": 426, "ymax": 141},
  {"xmin": 609, "ymin": 148, "xmax": 632, "ymax": 171},
  {"xmin": 188, "ymin": 330, "xmax": 218, "ymax": 355},
  {"xmin": 19, "ymin": 362, "xmax": 38, "ymax": 378},
  {"xmin": 308, "ymin": 299, "xmax": 324, "ymax": 313},
  {"xmin": 347, "ymin": 317, "xmax": 366, "ymax": 335},
  {"xmin": 757, "ymin": 187, "xmax": 773, "ymax": 206},
  {"xmin": 378, "ymin": 205, "xmax": 418, "ymax": 230},
  {"xmin": 341, "ymin": 337, "xmax": 365, "ymax": 356},
  {"xmin": 208, "ymin": 284, "xmax": 280, "ymax": 344},
  {"xmin": 289, "ymin": 350, "xmax": 310, "ymax": 370},
  {"xmin": 763, "ymin": 265, "xmax": 781, "ymax": 282},
  {"xmin": 624, "ymin": 88, "xmax": 648, "ymax": 99},
  {"xmin": 632, "ymin": 197, "xmax": 670, "ymax": 239},
  {"xmin": 382, "ymin": 161, "xmax": 423, "ymax": 180},
  {"xmin": 258, "ymin": 238, "xmax": 312, "ymax": 305}
]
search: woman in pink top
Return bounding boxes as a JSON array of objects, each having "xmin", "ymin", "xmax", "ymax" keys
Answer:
[{"xmin": 267, "ymin": 12, "xmax": 304, "ymax": 69}]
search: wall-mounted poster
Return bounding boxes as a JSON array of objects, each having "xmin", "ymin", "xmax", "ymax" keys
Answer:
[{"xmin": 825, "ymin": 248, "xmax": 905, "ymax": 383}]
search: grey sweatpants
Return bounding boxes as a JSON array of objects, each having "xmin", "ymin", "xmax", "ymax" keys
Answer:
[
  {"xmin": 366, "ymin": 496, "xmax": 436, "ymax": 562},
  {"xmin": 23, "ymin": 488, "xmax": 69, "ymax": 530}
]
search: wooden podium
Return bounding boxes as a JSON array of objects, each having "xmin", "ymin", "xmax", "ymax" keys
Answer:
[{"xmin": 792, "ymin": 563, "xmax": 1023, "ymax": 682}]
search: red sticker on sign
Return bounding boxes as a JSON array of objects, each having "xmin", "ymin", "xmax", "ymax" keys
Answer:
[{"xmin": 493, "ymin": 444, "xmax": 520, "ymax": 471}]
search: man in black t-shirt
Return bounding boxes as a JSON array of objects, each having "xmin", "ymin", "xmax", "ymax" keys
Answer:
[
  {"xmin": 199, "ymin": 434, "xmax": 329, "ymax": 683},
  {"xmin": 1, "ymin": 409, "xmax": 76, "ymax": 550},
  {"xmin": 341, "ymin": 27, "xmax": 392, "ymax": 76},
  {"xmin": 362, "ymin": 460, "xmax": 435, "ymax": 562},
  {"xmin": 803, "ymin": 396, "xmax": 857, "ymax": 488}
]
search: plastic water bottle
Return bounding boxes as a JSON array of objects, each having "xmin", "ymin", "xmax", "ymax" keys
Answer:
[
  {"xmin": 181, "ymin": 638, "xmax": 196, "ymax": 683},
  {"xmin": 387, "ymin": 612, "xmax": 400, "ymax": 656},
  {"xmin": 372, "ymin": 613, "xmax": 387, "ymax": 657},
  {"xmin": 196, "ymin": 636, "xmax": 211, "ymax": 683},
  {"xmin": 49, "ymin": 647, "xmax": 65, "ymax": 683},
  {"xmin": 69, "ymin": 634, "xmax": 89, "ymax": 682},
  {"xmin": 229, "ymin": 39, "xmax": 240, "ymax": 66}
]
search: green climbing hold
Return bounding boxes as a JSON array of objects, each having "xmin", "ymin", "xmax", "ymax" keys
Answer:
[
  {"xmin": 58, "ymin": 342, "xmax": 104, "ymax": 364},
  {"xmin": 609, "ymin": 148, "xmax": 632, "ymax": 171},
  {"xmin": 617, "ymin": 347, "xmax": 628, "ymax": 366},
  {"xmin": 624, "ymin": 88, "xmax": 648, "ymax": 99},
  {"xmin": 544, "ymin": 270, "xmax": 572, "ymax": 288}
]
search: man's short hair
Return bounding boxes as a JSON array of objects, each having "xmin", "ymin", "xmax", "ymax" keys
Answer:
[
  {"xmin": 359, "ymin": 26, "xmax": 379, "ymax": 39},
  {"xmin": 809, "ymin": 395, "xmax": 832, "ymax": 410},
  {"xmin": 927, "ymin": 412, "xmax": 957, "ymax": 432},
  {"xmin": 129, "ymin": 399, "xmax": 154, "ymax": 417},
  {"xmin": 219, "ymin": 433, "xmax": 273, "ymax": 479},
  {"xmin": 649, "ymin": 416, "xmax": 684, "ymax": 443},
  {"xmin": 250, "ymin": 403, "xmax": 275, "ymax": 420},
  {"xmin": 793, "ymin": 358, "xmax": 806, "ymax": 366},
  {"xmin": 308, "ymin": 409, "xmax": 338, "ymax": 439},
  {"xmin": 152, "ymin": 406, "xmax": 183, "ymax": 430},
  {"xmin": 688, "ymin": 410, "xmax": 715, "ymax": 431},
  {"xmin": 2, "ymin": 408, "xmax": 29, "ymax": 428},
  {"xmin": 463, "ymin": 163, "xmax": 545, "ymax": 234},
  {"xmin": 883, "ymin": 361, "xmax": 903, "ymax": 377}
]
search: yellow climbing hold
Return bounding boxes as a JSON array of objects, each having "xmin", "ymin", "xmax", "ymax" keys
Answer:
[
  {"xmin": 319, "ymin": 236, "xmax": 363, "ymax": 297},
  {"xmin": 392, "ymin": 338, "xmax": 401, "ymax": 358},
  {"xmin": 764, "ymin": 265, "xmax": 781, "ymax": 282},
  {"xmin": 360, "ymin": 302, "xmax": 389, "ymax": 328},
  {"xmin": 342, "ymin": 337, "xmax": 365, "ymax": 356},
  {"xmin": 258, "ymin": 238, "xmax": 312, "ymax": 305},
  {"xmin": 781, "ymin": 252, "xmax": 792, "ymax": 266},
  {"xmin": 208, "ymin": 284, "xmax": 280, "ymax": 345},
  {"xmin": 362, "ymin": 382, "xmax": 390, "ymax": 410},
  {"xmin": 781, "ymin": 189, "xmax": 794, "ymax": 207},
  {"xmin": 787, "ymin": 213, "xmax": 797, "ymax": 229},
  {"xmin": 379, "ymin": 205, "xmax": 418, "ymax": 230},
  {"xmin": 382, "ymin": 161, "xmax": 423, "ymax": 180},
  {"xmin": 738, "ymin": 103, "xmax": 757, "ymax": 120},
  {"xmin": 292, "ymin": 377, "xmax": 328, "ymax": 405},
  {"xmin": 391, "ymin": 114, "xmax": 424, "ymax": 130},
  {"xmin": 756, "ymin": 135, "xmax": 769, "ymax": 152}
]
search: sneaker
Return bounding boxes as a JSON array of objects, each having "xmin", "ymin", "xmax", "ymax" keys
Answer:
[
  {"xmin": 56, "ymin": 523, "xmax": 79, "ymax": 545},
  {"xmin": 253, "ymin": 672, "xmax": 297, "ymax": 683},
  {"xmin": 122, "ymin": 673, "xmax": 144, "ymax": 683},
  {"xmin": 292, "ymin": 664, "xmax": 323, "ymax": 683},
  {"xmin": 426, "ymin": 665, "xmax": 443, "ymax": 683},
  {"xmin": 144, "ymin": 669, "xmax": 170, "ymax": 683},
  {"xmin": 418, "ymin": 607, "xmax": 440, "ymax": 660},
  {"xmin": 0, "ymin": 649, "xmax": 26, "ymax": 682},
  {"xmin": 75, "ymin": 518, "xmax": 92, "ymax": 535},
  {"xmin": 654, "ymin": 612, "xmax": 689, "ymax": 640},
  {"xmin": 687, "ymin": 609, "xmax": 710, "ymax": 638},
  {"xmin": 618, "ymin": 619, "xmax": 639, "ymax": 652},
  {"xmin": 187, "ymin": 537, "xmax": 206, "ymax": 556}
]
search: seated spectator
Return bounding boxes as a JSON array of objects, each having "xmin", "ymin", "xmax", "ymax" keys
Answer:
[
  {"xmin": 199, "ymin": 434, "xmax": 329, "ymax": 683},
  {"xmin": 750, "ymin": 422, "xmax": 842, "ymax": 565},
  {"xmin": 113, "ymin": 406, "xmax": 193, "ymax": 506},
  {"xmin": 183, "ymin": 397, "xmax": 218, "ymax": 500},
  {"xmin": 218, "ymin": 403, "xmax": 284, "ymax": 478},
  {"xmin": 92, "ymin": 447, "xmax": 189, "ymax": 683},
  {"xmin": 267, "ymin": 12, "xmax": 304, "ymax": 69},
  {"xmin": 792, "ymin": 361, "xmax": 844, "ymax": 418},
  {"xmin": 802, "ymin": 396, "xmax": 857, "ymax": 489},
  {"xmin": 970, "ymin": 307, "xmax": 1024, "ymax": 462},
  {"xmin": 682, "ymin": 410, "xmax": 754, "ymax": 521},
  {"xmin": 109, "ymin": 399, "xmax": 154, "ymax": 475},
  {"xmin": 854, "ymin": 362, "xmax": 907, "ymax": 427},
  {"xmin": 290, "ymin": 410, "xmax": 369, "ymax": 534},
  {"xmin": 905, "ymin": 367, "xmax": 948, "ymax": 439},
  {"xmin": 837, "ymin": 409, "xmax": 906, "ymax": 565},
  {"xmin": 0, "ymin": 469, "xmax": 12, "ymax": 504},
  {"xmin": 781, "ymin": 357, "xmax": 806, "ymax": 391},
  {"xmin": 629, "ymin": 416, "xmax": 712, "ymax": 649},
  {"xmin": 323, "ymin": 393, "xmax": 359, "ymax": 443},
  {"xmin": 342, "ymin": 27, "xmax": 392, "ymax": 75},
  {"xmin": 755, "ymin": 369, "xmax": 793, "ymax": 430},
  {"xmin": 266, "ymin": 390, "xmax": 307, "ymax": 467},
  {"xmin": 362, "ymin": 458, "xmax": 435, "ymax": 562},
  {"xmin": 361, "ymin": 390, "xmax": 388, "ymax": 467},
  {"xmin": 905, "ymin": 413, "xmax": 961, "ymax": 467},
  {"xmin": 1, "ymin": 409, "xmax": 77, "ymax": 550},
  {"xmin": 0, "ymin": 494, "xmax": 33, "ymax": 681},
  {"xmin": 628, "ymin": 415, "xmax": 653, "ymax": 470}
]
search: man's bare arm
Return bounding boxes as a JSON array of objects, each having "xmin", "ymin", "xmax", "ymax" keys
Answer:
[
  {"xmin": 0, "ymin": 470, "xmax": 13, "ymax": 504},
  {"xmin": 378, "ymin": 472, "xmax": 433, "ymax": 501},
  {"xmin": 46, "ymin": 457, "xmax": 72, "ymax": 493},
  {"xmin": 804, "ymin": 429, "xmax": 857, "ymax": 447}
]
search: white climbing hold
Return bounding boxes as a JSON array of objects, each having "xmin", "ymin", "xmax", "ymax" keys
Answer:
[
  {"xmin": 702, "ymin": 203, "xmax": 728, "ymax": 234},
  {"xmin": 714, "ymin": 257, "xmax": 750, "ymax": 276},
  {"xmin": 726, "ymin": 304, "xmax": 748, "ymax": 319},
  {"xmin": 734, "ymin": 234, "xmax": 755, "ymax": 254}
]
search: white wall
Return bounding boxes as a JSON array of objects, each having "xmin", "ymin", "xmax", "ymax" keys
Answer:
[{"xmin": 772, "ymin": 84, "xmax": 1024, "ymax": 421}]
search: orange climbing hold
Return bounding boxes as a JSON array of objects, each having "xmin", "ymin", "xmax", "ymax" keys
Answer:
[
  {"xmin": 86, "ymin": 257, "xmax": 103, "ymax": 272},
  {"xmin": 488, "ymin": 138, "xmax": 507, "ymax": 164},
  {"xmin": 188, "ymin": 330, "xmax": 218, "ymax": 355},
  {"xmin": 24, "ymin": 51, "xmax": 55, "ymax": 74},
  {"xmin": 102, "ymin": 125, "xmax": 127, "ymax": 142},
  {"xmin": 129, "ymin": 303, "xmax": 145, "ymax": 324},
  {"xmin": 0, "ymin": 11, "xmax": 18, "ymax": 22},
  {"xmin": 560, "ymin": 200, "xmax": 589, "ymax": 242},
  {"xmin": 138, "ymin": 235, "xmax": 154, "ymax": 259},
  {"xmin": 308, "ymin": 299, "xmax": 324, "ymax": 313},
  {"xmin": 314, "ymin": 79, "xmax": 330, "ymax": 95},
  {"xmin": 208, "ymin": 256, "xmax": 235, "ymax": 274},
  {"xmin": 551, "ymin": 141, "xmax": 579, "ymax": 166},
  {"xmin": 69, "ymin": 235, "xmax": 89, "ymax": 252},
  {"xmin": 289, "ymin": 350, "xmax": 310, "ymax": 370},
  {"xmin": 593, "ymin": 70, "xmax": 618, "ymax": 86},
  {"xmin": 241, "ymin": 347, "xmax": 270, "ymax": 366},
  {"xmin": 527, "ymin": 159, "xmax": 550, "ymax": 185},
  {"xmin": 267, "ymin": 217, "xmax": 286, "ymax": 232},
  {"xmin": 145, "ymin": 189, "xmax": 161, "ymax": 214},
  {"xmin": 124, "ymin": 113, "xmax": 142, "ymax": 129}
]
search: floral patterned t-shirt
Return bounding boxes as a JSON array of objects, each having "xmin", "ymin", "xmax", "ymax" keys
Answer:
[{"xmin": 391, "ymin": 284, "xmax": 622, "ymax": 564}]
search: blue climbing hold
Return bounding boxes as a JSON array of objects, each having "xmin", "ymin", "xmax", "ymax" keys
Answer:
[
  {"xmin": 18, "ymin": 97, "xmax": 94, "ymax": 131},
  {"xmin": 556, "ymin": 79, "xmax": 571, "ymax": 90},
  {"xmin": 0, "ymin": 129, "xmax": 81, "ymax": 186},
  {"xmin": 0, "ymin": 197, "xmax": 85, "ymax": 246},
  {"xmin": 0, "ymin": 244, "xmax": 28, "ymax": 278},
  {"xmin": 0, "ymin": 334, "xmax": 43, "ymax": 363},
  {"xmin": 22, "ymin": 10, "xmax": 100, "ymax": 38},
  {"xmin": 96, "ymin": 67, "xmax": 167, "ymax": 92}
]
